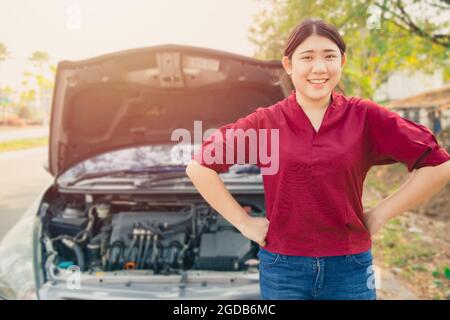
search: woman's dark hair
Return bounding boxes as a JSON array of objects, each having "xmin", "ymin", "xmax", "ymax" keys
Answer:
[{"xmin": 284, "ymin": 19, "xmax": 346, "ymax": 59}]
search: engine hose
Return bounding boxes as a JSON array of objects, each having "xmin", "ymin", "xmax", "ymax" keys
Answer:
[
  {"xmin": 108, "ymin": 245, "xmax": 120, "ymax": 270},
  {"xmin": 61, "ymin": 237, "xmax": 85, "ymax": 271},
  {"xmin": 169, "ymin": 241, "xmax": 182, "ymax": 248},
  {"xmin": 136, "ymin": 232, "xmax": 145, "ymax": 269},
  {"xmin": 157, "ymin": 224, "xmax": 188, "ymax": 237},
  {"xmin": 177, "ymin": 239, "xmax": 191, "ymax": 268},
  {"xmin": 74, "ymin": 205, "xmax": 96, "ymax": 244},
  {"xmin": 126, "ymin": 236, "xmax": 138, "ymax": 262},
  {"xmin": 156, "ymin": 211, "xmax": 194, "ymax": 231},
  {"xmin": 140, "ymin": 233, "xmax": 152, "ymax": 269},
  {"xmin": 106, "ymin": 241, "xmax": 124, "ymax": 271},
  {"xmin": 166, "ymin": 245, "xmax": 181, "ymax": 267},
  {"xmin": 149, "ymin": 234, "xmax": 158, "ymax": 270},
  {"xmin": 128, "ymin": 246, "xmax": 139, "ymax": 264}
]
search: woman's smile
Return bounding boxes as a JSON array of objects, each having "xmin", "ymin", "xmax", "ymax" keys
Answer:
[
  {"xmin": 308, "ymin": 78, "xmax": 328, "ymax": 84},
  {"xmin": 307, "ymin": 78, "xmax": 329, "ymax": 88}
]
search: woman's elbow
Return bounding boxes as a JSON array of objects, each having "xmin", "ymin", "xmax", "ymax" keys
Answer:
[
  {"xmin": 185, "ymin": 160, "xmax": 206, "ymax": 179},
  {"xmin": 185, "ymin": 161, "xmax": 196, "ymax": 179},
  {"xmin": 432, "ymin": 160, "xmax": 450, "ymax": 181},
  {"xmin": 416, "ymin": 160, "xmax": 450, "ymax": 182},
  {"xmin": 443, "ymin": 160, "xmax": 450, "ymax": 181},
  {"xmin": 186, "ymin": 160, "xmax": 218, "ymax": 180}
]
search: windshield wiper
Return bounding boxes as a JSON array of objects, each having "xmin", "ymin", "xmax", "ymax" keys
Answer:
[
  {"xmin": 133, "ymin": 173, "xmax": 192, "ymax": 188},
  {"xmin": 233, "ymin": 165, "xmax": 260, "ymax": 174},
  {"xmin": 135, "ymin": 168, "xmax": 262, "ymax": 188},
  {"xmin": 65, "ymin": 165, "xmax": 187, "ymax": 187},
  {"xmin": 64, "ymin": 164, "xmax": 260, "ymax": 188}
]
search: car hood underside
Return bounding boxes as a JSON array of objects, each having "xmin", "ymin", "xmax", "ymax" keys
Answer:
[{"xmin": 49, "ymin": 44, "xmax": 289, "ymax": 178}]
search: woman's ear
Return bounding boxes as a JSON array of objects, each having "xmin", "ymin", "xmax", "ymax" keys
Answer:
[
  {"xmin": 341, "ymin": 53, "xmax": 346, "ymax": 67},
  {"xmin": 281, "ymin": 56, "xmax": 292, "ymax": 75}
]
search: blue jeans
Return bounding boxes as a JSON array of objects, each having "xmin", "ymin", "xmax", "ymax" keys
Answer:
[{"xmin": 258, "ymin": 247, "xmax": 377, "ymax": 300}]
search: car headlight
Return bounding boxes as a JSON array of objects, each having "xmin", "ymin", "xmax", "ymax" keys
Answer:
[
  {"xmin": 0, "ymin": 198, "xmax": 41, "ymax": 300},
  {"xmin": 0, "ymin": 275, "xmax": 16, "ymax": 300}
]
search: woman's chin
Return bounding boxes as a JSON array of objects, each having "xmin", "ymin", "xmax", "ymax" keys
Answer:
[{"xmin": 302, "ymin": 90, "xmax": 331, "ymax": 102}]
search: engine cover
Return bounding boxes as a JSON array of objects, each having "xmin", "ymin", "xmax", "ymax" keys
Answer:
[
  {"xmin": 195, "ymin": 230, "xmax": 252, "ymax": 271},
  {"xmin": 109, "ymin": 211, "xmax": 191, "ymax": 247}
]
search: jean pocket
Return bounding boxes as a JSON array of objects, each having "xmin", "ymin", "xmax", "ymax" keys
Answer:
[
  {"xmin": 257, "ymin": 247, "xmax": 281, "ymax": 267},
  {"xmin": 348, "ymin": 250, "xmax": 373, "ymax": 267}
]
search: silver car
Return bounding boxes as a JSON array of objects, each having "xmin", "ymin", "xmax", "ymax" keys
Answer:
[{"xmin": 0, "ymin": 44, "xmax": 292, "ymax": 300}]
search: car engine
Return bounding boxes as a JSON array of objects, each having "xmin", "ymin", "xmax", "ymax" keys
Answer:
[{"xmin": 40, "ymin": 193, "xmax": 261, "ymax": 276}]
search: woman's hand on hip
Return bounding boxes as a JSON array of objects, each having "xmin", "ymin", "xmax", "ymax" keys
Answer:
[
  {"xmin": 363, "ymin": 208, "xmax": 390, "ymax": 236},
  {"xmin": 236, "ymin": 216, "xmax": 270, "ymax": 247}
]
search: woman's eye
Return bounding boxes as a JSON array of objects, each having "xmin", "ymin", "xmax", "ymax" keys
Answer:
[
  {"xmin": 326, "ymin": 55, "xmax": 337, "ymax": 59},
  {"xmin": 301, "ymin": 56, "xmax": 313, "ymax": 60}
]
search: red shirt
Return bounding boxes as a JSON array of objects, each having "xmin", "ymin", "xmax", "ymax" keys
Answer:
[{"xmin": 193, "ymin": 90, "xmax": 450, "ymax": 257}]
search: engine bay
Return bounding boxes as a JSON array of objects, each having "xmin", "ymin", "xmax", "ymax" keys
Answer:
[{"xmin": 39, "ymin": 192, "xmax": 264, "ymax": 278}]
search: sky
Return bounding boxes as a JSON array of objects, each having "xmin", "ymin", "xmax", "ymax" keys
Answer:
[{"xmin": 0, "ymin": 0, "xmax": 267, "ymax": 89}]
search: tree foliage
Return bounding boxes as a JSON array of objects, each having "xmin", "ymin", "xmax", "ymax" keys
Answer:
[{"xmin": 249, "ymin": 0, "xmax": 449, "ymax": 98}]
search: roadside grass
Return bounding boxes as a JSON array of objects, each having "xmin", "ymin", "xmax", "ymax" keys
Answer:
[
  {"xmin": 365, "ymin": 163, "xmax": 450, "ymax": 299},
  {"xmin": 372, "ymin": 218, "xmax": 435, "ymax": 268},
  {"xmin": 372, "ymin": 216, "xmax": 449, "ymax": 299},
  {"xmin": 365, "ymin": 163, "xmax": 408, "ymax": 195},
  {"xmin": 0, "ymin": 137, "xmax": 48, "ymax": 153}
]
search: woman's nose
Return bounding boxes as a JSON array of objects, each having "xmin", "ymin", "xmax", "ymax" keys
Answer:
[{"xmin": 311, "ymin": 60, "xmax": 327, "ymax": 73}]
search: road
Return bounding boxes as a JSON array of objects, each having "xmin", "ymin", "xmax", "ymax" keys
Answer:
[
  {"xmin": 0, "ymin": 147, "xmax": 52, "ymax": 241},
  {"xmin": 0, "ymin": 127, "xmax": 49, "ymax": 142}
]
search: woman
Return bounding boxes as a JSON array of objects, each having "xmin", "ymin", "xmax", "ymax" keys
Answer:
[{"xmin": 185, "ymin": 19, "xmax": 450, "ymax": 300}]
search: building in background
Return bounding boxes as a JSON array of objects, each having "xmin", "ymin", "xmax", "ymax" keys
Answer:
[
  {"xmin": 386, "ymin": 84, "xmax": 450, "ymax": 136},
  {"xmin": 374, "ymin": 70, "xmax": 444, "ymax": 102}
]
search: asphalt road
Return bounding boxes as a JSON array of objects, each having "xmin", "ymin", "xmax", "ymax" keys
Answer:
[
  {"xmin": 0, "ymin": 147, "xmax": 52, "ymax": 241},
  {"xmin": 0, "ymin": 127, "xmax": 49, "ymax": 142}
]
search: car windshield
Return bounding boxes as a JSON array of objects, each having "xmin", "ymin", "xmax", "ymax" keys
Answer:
[{"xmin": 57, "ymin": 143, "xmax": 260, "ymax": 186}]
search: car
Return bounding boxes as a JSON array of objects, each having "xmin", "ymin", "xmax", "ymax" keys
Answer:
[{"xmin": 0, "ymin": 44, "xmax": 292, "ymax": 300}]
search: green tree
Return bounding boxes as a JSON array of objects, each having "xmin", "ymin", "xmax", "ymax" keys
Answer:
[
  {"xmin": 0, "ymin": 43, "xmax": 11, "ymax": 62},
  {"xmin": 249, "ymin": 0, "xmax": 449, "ymax": 98},
  {"xmin": 18, "ymin": 89, "xmax": 38, "ymax": 122},
  {"xmin": 26, "ymin": 51, "xmax": 54, "ymax": 126},
  {"xmin": 374, "ymin": 0, "xmax": 450, "ymax": 48},
  {"xmin": 0, "ymin": 43, "xmax": 12, "ymax": 124},
  {"xmin": 0, "ymin": 86, "xmax": 14, "ymax": 125},
  {"xmin": 29, "ymin": 51, "xmax": 50, "ymax": 71}
]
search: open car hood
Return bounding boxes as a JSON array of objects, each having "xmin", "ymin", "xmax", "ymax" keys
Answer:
[{"xmin": 49, "ymin": 44, "xmax": 291, "ymax": 178}]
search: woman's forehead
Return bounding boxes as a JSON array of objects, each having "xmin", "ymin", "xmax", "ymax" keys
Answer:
[{"xmin": 293, "ymin": 35, "xmax": 340, "ymax": 54}]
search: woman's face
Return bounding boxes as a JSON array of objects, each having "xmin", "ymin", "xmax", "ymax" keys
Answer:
[{"xmin": 282, "ymin": 34, "xmax": 346, "ymax": 102}]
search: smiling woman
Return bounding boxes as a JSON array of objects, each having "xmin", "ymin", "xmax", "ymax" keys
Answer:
[
  {"xmin": 281, "ymin": 20, "xmax": 346, "ymax": 114},
  {"xmin": 186, "ymin": 18, "xmax": 450, "ymax": 300}
]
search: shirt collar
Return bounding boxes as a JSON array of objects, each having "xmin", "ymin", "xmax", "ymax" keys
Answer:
[{"xmin": 289, "ymin": 89, "xmax": 341, "ymax": 110}]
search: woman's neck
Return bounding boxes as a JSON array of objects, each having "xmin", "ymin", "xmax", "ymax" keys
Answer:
[{"xmin": 295, "ymin": 90, "xmax": 332, "ymax": 113}]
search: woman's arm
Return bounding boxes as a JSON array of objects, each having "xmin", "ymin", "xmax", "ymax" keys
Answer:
[
  {"xmin": 185, "ymin": 160, "xmax": 269, "ymax": 246},
  {"xmin": 364, "ymin": 160, "xmax": 450, "ymax": 235}
]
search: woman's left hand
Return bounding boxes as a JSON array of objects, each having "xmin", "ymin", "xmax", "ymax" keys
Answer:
[{"xmin": 363, "ymin": 208, "xmax": 390, "ymax": 236}]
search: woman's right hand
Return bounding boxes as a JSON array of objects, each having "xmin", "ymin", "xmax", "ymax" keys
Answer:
[
  {"xmin": 186, "ymin": 162, "xmax": 270, "ymax": 247},
  {"xmin": 236, "ymin": 216, "xmax": 270, "ymax": 247}
]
